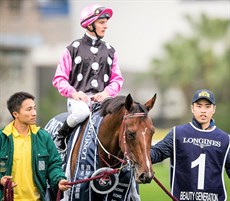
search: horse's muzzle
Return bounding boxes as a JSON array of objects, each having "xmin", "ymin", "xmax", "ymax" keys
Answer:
[{"xmin": 138, "ymin": 172, "xmax": 154, "ymax": 183}]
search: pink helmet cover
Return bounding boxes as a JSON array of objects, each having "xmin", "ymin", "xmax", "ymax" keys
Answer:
[{"xmin": 80, "ymin": 4, "xmax": 113, "ymax": 28}]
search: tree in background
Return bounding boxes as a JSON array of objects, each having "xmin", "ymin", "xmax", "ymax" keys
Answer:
[
  {"xmin": 39, "ymin": 87, "xmax": 66, "ymax": 127},
  {"xmin": 150, "ymin": 14, "xmax": 230, "ymax": 132}
]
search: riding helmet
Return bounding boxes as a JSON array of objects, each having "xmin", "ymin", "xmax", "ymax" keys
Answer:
[{"xmin": 80, "ymin": 4, "xmax": 113, "ymax": 28}]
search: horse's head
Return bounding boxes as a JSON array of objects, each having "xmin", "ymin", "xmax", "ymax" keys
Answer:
[{"xmin": 119, "ymin": 93, "xmax": 156, "ymax": 184}]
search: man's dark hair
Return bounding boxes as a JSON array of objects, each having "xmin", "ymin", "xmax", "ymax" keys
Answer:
[{"xmin": 7, "ymin": 91, "xmax": 35, "ymax": 118}]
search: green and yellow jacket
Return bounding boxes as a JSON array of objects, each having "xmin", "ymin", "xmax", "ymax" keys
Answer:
[{"xmin": 0, "ymin": 122, "xmax": 66, "ymax": 200}]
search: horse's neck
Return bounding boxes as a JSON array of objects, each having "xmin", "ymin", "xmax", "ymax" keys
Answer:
[{"xmin": 98, "ymin": 112, "xmax": 124, "ymax": 166}]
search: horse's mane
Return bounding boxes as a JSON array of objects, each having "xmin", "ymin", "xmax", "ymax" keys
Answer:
[
  {"xmin": 100, "ymin": 95, "xmax": 126, "ymax": 116},
  {"xmin": 100, "ymin": 95, "xmax": 148, "ymax": 117}
]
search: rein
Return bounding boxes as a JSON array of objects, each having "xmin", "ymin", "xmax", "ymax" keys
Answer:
[
  {"xmin": 88, "ymin": 111, "xmax": 126, "ymax": 165},
  {"xmin": 56, "ymin": 167, "xmax": 122, "ymax": 201},
  {"xmin": 3, "ymin": 179, "xmax": 14, "ymax": 201},
  {"xmin": 123, "ymin": 112, "xmax": 179, "ymax": 201},
  {"xmin": 152, "ymin": 176, "xmax": 178, "ymax": 201}
]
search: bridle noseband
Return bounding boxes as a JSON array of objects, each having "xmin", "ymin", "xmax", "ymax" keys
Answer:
[{"xmin": 121, "ymin": 112, "xmax": 147, "ymax": 166}]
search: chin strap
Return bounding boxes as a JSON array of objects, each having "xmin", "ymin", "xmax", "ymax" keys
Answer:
[{"xmin": 86, "ymin": 22, "xmax": 103, "ymax": 40}]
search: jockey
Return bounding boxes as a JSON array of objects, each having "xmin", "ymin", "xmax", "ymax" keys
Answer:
[{"xmin": 52, "ymin": 4, "xmax": 124, "ymax": 150}]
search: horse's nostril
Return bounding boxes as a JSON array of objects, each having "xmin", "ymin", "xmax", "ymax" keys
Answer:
[{"xmin": 139, "ymin": 173, "xmax": 153, "ymax": 184}]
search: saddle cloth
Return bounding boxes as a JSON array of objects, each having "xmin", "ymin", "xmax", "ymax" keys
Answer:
[{"xmin": 63, "ymin": 111, "xmax": 140, "ymax": 201}]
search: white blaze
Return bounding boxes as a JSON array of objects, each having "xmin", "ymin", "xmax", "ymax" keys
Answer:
[{"xmin": 142, "ymin": 127, "xmax": 152, "ymax": 176}]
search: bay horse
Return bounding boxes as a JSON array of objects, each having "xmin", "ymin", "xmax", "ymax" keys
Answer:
[{"xmin": 45, "ymin": 93, "xmax": 157, "ymax": 200}]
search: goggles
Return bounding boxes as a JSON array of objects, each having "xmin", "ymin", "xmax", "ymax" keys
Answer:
[{"xmin": 94, "ymin": 7, "xmax": 106, "ymax": 15}]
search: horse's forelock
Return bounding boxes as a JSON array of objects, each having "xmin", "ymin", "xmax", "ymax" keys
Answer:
[
  {"xmin": 100, "ymin": 95, "xmax": 126, "ymax": 116},
  {"xmin": 132, "ymin": 102, "xmax": 148, "ymax": 116},
  {"xmin": 138, "ymin": 103, "xmax": 148, "ymax": 115}
]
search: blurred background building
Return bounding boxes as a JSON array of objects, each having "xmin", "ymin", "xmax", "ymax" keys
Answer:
[{"xmin": 0, "ymin": 0, "xmax": 229, "ymax": 131}]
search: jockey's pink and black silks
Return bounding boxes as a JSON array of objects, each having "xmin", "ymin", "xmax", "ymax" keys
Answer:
[{"xmin": 52, "ymin": 34, "xmax": 123, "ymax": 98}]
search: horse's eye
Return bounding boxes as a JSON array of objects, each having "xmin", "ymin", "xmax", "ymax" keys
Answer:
[{"xmin": 127, "ymin": 131, "xmax": 136, "ymax": 140}]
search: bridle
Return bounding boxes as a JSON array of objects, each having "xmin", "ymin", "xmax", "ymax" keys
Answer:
[
  {"xmin": 123, "ymin": 112, "xmax": 147, "ymax": 120},
  {"xmin": 89, "ymin": 111, "xmax": 147, "ymax": 169},
  {"xmin": 121, "ymin": 112, "xmax": 147, "ymax": 159}
]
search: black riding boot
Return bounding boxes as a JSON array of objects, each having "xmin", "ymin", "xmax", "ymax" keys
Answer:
[{"xmin": 55, "ymin": 121, "xmax": 75, "ymax": 150}]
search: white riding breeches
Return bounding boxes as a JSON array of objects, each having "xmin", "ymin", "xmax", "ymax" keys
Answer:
[{"xmin": 66, "ymin": 98, "xmax": 91, "ymax": 128}]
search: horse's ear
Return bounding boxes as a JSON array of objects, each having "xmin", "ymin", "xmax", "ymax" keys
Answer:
[
  {"xmin": 125, "ymin": 94, "xmax": 134, "ymax": 111},
  {"xmin": 145, "ymin": 93, "xmax": 157, "ymax": 112}
]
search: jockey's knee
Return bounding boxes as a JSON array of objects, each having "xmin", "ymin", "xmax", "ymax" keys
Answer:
[{"xmin": 68, "ymin": 104, "xmax": 90, "ymax": 126}]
